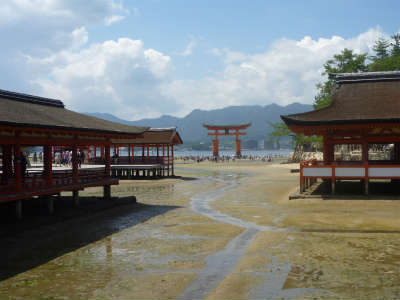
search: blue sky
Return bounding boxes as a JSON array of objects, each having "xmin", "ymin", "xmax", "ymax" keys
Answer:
[{"xmin": 0, "ymin": 1, "xmax": 399, "ymax": 120}]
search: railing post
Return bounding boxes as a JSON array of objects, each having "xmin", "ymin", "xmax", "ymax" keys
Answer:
[
  {"xmin": 299, "ymin": 163, "xmax": 304, "ymax": 193},
  {"xmin": 171, "ymin": 144, "xmax": 175, "ymax": 176},
  {"xmin": 167, "ymin": 144, "xmax": 170, "ymax": 176},
  {"xmin": 105, "ymin": 144, "xmax": 111, "ymax": 178},
  {"xmin": 364, "ymin": 161, "xmax": 369, "ymax": 195},
  {"xmin": 14, "ymin": 140, "xmax": 22, "ymax": 193},
  {"xmin": 44, "ymin": 145, "xmax": 53, "ymax": 188},
  {"xmin": 331, "ymin": 163, "xmax": 336, "ymax": 195},
  {"xmin": 72, "ymin": 145, "xmax": 78, "ymax": 184}
]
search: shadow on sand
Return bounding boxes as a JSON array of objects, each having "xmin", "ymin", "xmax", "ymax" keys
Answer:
[{"xmin": 0, "ymin": 197, "xmax": 180, "ymax": 281}]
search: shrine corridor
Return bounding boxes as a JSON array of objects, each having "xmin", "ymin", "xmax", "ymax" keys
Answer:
[{"xmin": 1, "ymin": 161, "xmax": 400, "ymax": 299}]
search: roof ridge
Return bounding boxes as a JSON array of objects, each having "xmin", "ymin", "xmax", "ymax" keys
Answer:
[
  {"xmin": 330, "ymin": 71, "xmax": 400, "ymax": 84},
  {"xmin": 0, "ymin": 89, "xmax": 65, "ymax": 108}
]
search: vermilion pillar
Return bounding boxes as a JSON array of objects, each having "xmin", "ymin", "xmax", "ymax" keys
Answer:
[
  {"xmin": 235, "ymin": 130, "xmax": 241, "ymax": 157},
  {"xmin": 171, "ymin": 145, "xmax": 174, "ymax": 176},
  {"xmin": 212, "ymin": 134, "xmax": 219, "ymax": 157},
  {"xmin": 167, "ymin": 145, "xmax": 170, "ymax": 176},
  {"xmin": 2, "ymin": 145, "xmax": 12, "ymax": 184},
  {"xmin": 105, "ymin": 144, "xmax": 110, "ymax": 177},
  {"xmin": 14, "ymin": 141, "xmax": 22, "ymax": 192},
  {"xmin": 44, "ymin": 145, "xmax": 52, "ymax": 187},
  {"xmin": 72, "ymin": 145, "xmax": 78, "ymax": 184}
]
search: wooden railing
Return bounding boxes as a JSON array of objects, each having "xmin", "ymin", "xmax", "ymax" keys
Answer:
[
  {"xmin": 89, "ymin": 156, "xmax": 167, "ymax": 165},
  {"xmin": 299, "ymin": 160, "xmax": 400, "ymax": 193},
  {"xmin": 0, "ymin": 168, "xmax": 108, "ymax": 196}
]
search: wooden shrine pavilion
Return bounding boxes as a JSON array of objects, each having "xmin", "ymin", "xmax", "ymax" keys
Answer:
[
  {"xmin": 0, "ymin": 89, "xmax": 148, "ymax": 218},
  {"xmin": 282, "ymin": 71, "xmax": 400, "ymax": 195},
  {"xmin": 203, "ymin": 123, "xmax": 251, "ymax": 157},
  {"xmin": 88, "ymin": 128, "xmax": 183, "ymax": 178}
]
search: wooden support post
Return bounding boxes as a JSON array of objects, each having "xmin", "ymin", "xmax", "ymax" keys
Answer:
[
  {"xmin": 105, "ymin": 144, "xmax": 110, "ymax": 178},
  {"xmin": 167, "ymin": 144, "xmax": 170, "ymax": 176},
  {"xmin": 147, "ymin": 144, "xmax": 149, "ymax": 159},
  {"xmin": 14, "ymin": 140, "xmax": 22, "ymax": 192},
  {"xmin": 104, "ymin": 185, "xmax": 111, "ymax": 200},
  {"xmin": 235, "ymin": 130, "xmax": 241, "ymax": 157},
  {"xmin": 365, "ymin": 162, "xmax": 369, "ymax": 196},
  {"xmin": 72, "ymin": 145, "xmax": 78, "ymax": 184},
  {"xmin": 47, "ymin": 197, "xmax": 54, "ymax": 215},
  {"xmin": 162, "ymin": 144, "xmax": 165, "ymax": 166},
  {"xmin": 331, "ymin": 165, "xmax": 336, "ymax": 195},
  {"xmin": 73, "ymin": 190, "xmax": 79, "ymax": 207},
  {"xmin": 128, "ymin": 145, "xmax": 131, "ymax": 163},
  {"xmin": 142, "ymin": 145, "xmax": 145, "ymax": 161},
  {"xmin": 299, "ymin": 165, "xmax": 304, "ymax": 193},
  {"xmin": 212, "ymin": 134, "xmax": 219, "ymax": 157},
  {"xmin": 2, "ymin": 145, "xmax": 12, "ymax": 184},
  {"xmin": 171, "ymin": 144, "xmax": 175, "ymax": 176},
  {"xmin": 44, "ymin": 145, "xmax": 53, "ymax": 187},
  {"xmin": 362, "ymin": 141, "xmax": 369, "ymax": 196},
  {"xmin": 15, "ymin": 200, "xmax": 22, "ymax": 220}
]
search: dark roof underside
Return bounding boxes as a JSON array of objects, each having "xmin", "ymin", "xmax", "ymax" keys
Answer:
[
  {"xmin": 282, "ymin": 72, "xmax": 400, "ymax": 127},
  {"xmin": 0, "ymin": 92, "xmax": 148, "ymax": 135},
  {"xmin": 127, "ymin": 129, "xmax": 183, "ymax": 145}
]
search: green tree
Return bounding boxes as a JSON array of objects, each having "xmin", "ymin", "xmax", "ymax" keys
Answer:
[
  {"xmin": 368, "ymin": 34, "xmax": 400, "ymax": 71},
  {"xmin": 368, "ymin": 55, "xmax": 400, "ymax": 71},
  {"xmin": 314, "ymin": 48, "xmax": 368, "ymax": 109},
  {"xmin": 391, "ymin": 33, "xmax": 400, "ymax": 57},
  {"xmin": 268, "ymin": 122, "xmax": 291, "ymax": 149},
  {"xmin": 268, "ymin": 122, "xmax": 321, "ymax": 152},
  {"xmin": 371, "ymin": 37, "xmax": 390, "ymax": 60}
]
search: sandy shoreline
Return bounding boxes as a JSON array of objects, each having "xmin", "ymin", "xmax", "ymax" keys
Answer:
[{"xmin": 1, "ymin": 161, "xmax": 400, "ymax": 299}]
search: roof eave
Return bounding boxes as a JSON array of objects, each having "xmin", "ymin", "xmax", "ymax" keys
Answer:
[{"xmin": 0, "ymin": 121, "xmax": 149, "ymax": 137}]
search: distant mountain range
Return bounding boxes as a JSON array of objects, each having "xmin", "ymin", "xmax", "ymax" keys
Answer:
[{"xmin": 85, "ymin": 103, "xmax": 312, "ymax": 143}]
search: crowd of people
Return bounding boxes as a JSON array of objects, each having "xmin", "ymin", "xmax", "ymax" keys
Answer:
[
  {"xmin": 30, "ymin": 150, "xmax": 86, "ymax": 167},
  {"xmin": 177, "ymin": 154, "xmax": 287, "ymax": 163}
]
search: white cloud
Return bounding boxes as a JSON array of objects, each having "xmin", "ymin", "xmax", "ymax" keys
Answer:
[
  {"xmin": 209, "ymin": 48, "xmax": 247, "ymax": 64},
  {"xmin": 0, "ymin": 0, "xmax": 128, "ymax": 54},
  {"xmin": 162, "ymin": 27, "xmax": 385, "ymax": 117},
  {"xmin": 179, "ymin": 36, "xmax": 197, "ymax": 57},
  {"xmin": 28, "ymin": 38, "xmax": 175, "ymax": 120},
  {"xmin": 104, "ymin": 14, "xmax": 126, "ymax": 26}
]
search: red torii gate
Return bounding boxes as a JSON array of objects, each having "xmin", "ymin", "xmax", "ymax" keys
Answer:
[{"xmin": 203, "ymin": 123, "xmax": 251, "ymax": 157}]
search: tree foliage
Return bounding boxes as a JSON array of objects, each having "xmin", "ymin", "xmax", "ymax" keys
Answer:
[
  {"xmin": 313, "ymin": 49, "xmax": 368, "ymax": 110},
  {"xmin": 270, "ymin": 33, "xmax": 400, "ymax": 154},
  {"xmin": 371, "ymin": 37, "xmax": 390, "ymax": 61},
  {"xmin": 268, "ymin": 122, "xmax": 321, "ymax": 151},
  {"xmin": 368, "ymin": 34, "xmax": 400, "ymax": 71}
]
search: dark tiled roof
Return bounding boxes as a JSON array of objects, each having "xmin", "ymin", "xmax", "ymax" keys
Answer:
[
  {"xmin": 0, "ymin": 90, "xmax": 149, "ymax": 135},
  {"xmin": 281, "ymin": 72, "xmax": 400, "ymax": 127},
  {"xmin": 115, "ymin": 128, "xmax": 183, "ymax": 145},
  {"xmin": 331, "ymin": 71, "xmax": 400, "ymax": 84}
]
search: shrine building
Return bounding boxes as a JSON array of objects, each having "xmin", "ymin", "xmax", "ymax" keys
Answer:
[
  {"xmin": 281, "ymin": 71, "xmax": 400, "ymax": 195},
  {"xmin": 88, "ymin": 128, "xmax": 182, "ymax": 178},
  {"xmin": 0, "ymin": 89, "xmax": 148, "ymax": 218}
]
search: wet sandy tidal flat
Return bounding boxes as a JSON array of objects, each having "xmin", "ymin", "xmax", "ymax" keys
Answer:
[{"xmin": 1, "ymin": 161, "xmax": 400, "ymax": 299}]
